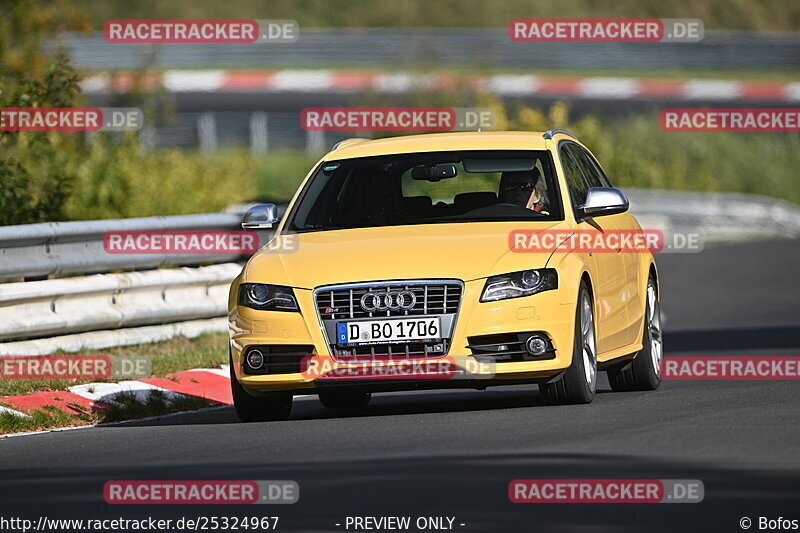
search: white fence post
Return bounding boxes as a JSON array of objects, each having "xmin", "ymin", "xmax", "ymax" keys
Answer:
[
  {"xmin": 250, "ymin": 112, "xmax": 269, "ymax": 154},
  {"xmin": 305, "ymin": 129, "xmax": 325, "ymax": 155},
  {"xmin": 198, "ymin": 113, "xmax": 218, "ymax": 152}
]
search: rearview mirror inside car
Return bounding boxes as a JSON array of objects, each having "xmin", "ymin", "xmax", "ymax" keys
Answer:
[{"xmin": 411, "ymin": 164, "xmax": 458, "ymax": 181}]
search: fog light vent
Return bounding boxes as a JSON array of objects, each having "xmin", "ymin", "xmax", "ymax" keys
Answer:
[
  {"xmin": 246, "ymin": 349, "xmax": 265, "ymax": 369},
  {"xmin": 525, "ymin": 335, "xmax": 548, "ymax": 356}
]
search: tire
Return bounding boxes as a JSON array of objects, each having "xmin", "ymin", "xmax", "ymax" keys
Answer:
[
  {"xmin": 608, "ymin": 276, "xmax": 663, "ymax": 392},
  {"xmin": 318, "ymin": 390, "xmax": 372, "ymax": 409},
  {"xmin": 539, "ymin": 281, "xmax": 597, "ymax": 404},
  {"xmin": 230, "ymin": 351, "xmax": 293, "ymax": 422}
]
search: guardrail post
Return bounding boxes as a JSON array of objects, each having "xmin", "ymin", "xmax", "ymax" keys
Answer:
[
  {"xmin": 139, "ymin": 125, "xmax": 156, "ymax": 152},
  {"xmin": 197, "ymin": 112, "xmax": 218, "ymax": 153},
  {"xmin": 305, "ymin": 129, "xmax": 325, "ymax": 155},
  {"xmin": 250, "ymin": 112, "xmax": 269, "ymax": 154}
]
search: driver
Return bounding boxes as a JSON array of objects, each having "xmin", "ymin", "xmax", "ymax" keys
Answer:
[{"xmin": 499, "ymin": 169, "xmax": 549, "ymax": 214}]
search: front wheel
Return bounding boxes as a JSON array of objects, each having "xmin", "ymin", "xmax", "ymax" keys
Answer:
[
  {"xmin": 539, "ymin": 281, "xmax": 597, "ymax": 404},
  {"xmin": 230, "ymin": 351, "xmax": 293, "ymax": 422},
  {"xmin": 608, "ymin": 276, "xmax": 663, "ymax": 391}
]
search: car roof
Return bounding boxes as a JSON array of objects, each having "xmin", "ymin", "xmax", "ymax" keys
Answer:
[{"xmin": 325, "ymin": 131, "xmax": 557, "ymax": 160}]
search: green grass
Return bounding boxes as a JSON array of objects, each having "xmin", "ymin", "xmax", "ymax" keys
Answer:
[
  {"xmin": 578, "ymin": 114, "xmax": 800, "ymax": 204},
  {"xmin": 49, "ymin": 145, "xmax": 313, "ymax": 220},
  {"xmin": 254, "ymin": 149, "xmax": 318, "ymax": 203},
  {"xmin": 0, "ymin": 333, "xmax": 229, "ymax": 398},
  {"xmin": 60, "ymin": 141, "xmax": 258, "ymax": 221},
  {"xmin": 10, "ymin": 72, "xmax": 799, "ymax": 225},
  {"xmin": 0, "ymin": 392, "xmax": 214, "ymax": 435},
  {"xmin": 0, "ymin": 405, "xmax": 100, "ymax": 435},
  {"xmin": 13, "ymin": 106, "xmax": 799, "ymax": 223},
  {"xmin": 92, "ymin": 332, "xmax": 230, "ymax": 377},
  {"xmin": 0, "ymin": 333, "xmax": 228, "ymax": 435}
]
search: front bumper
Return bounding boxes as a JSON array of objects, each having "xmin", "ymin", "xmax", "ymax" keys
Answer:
[{"xmin": 229, "ymin": 279, "xmax": 576, "ymax": 392}]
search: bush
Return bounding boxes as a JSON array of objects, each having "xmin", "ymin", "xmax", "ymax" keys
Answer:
[
  {"xmin": 0, "ymin": 52, "xmax": 84, "ymax": 225},
  {"xmin": 0, "ymin": 0, "xmax": 85, "ymax": 225},
  {"xmin": 60, "ymin": 137, "xmax": 257, "ymax": 219},
  {"xmin": 254, "ymin": 149, "xmax": 317, "ymax": 204},
  {"xmin": 492, "ymin": 97, "xmax": 800, "ymax": 204},
  {"xmin": 578, "ymin": 116, "xmax": 800, "ymax": 203}
]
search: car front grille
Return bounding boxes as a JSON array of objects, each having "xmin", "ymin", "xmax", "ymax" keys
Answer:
[
  {"xmin": 331, "ymin": 339, "xmax": 451, "ymax": 359},
  {"xmin": 315, "ymin": 282, "xmax": 462, "ymax": 320},
  {"xmin": 314, "ymin": 280, "xmax": 463, "ymax": 360}
]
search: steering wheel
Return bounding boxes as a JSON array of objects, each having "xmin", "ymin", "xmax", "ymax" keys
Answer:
[
  {"xmin": 455, "ymin": 202, "xmax": 547, "ymax": 220},
  {"xmin": 388, "ymin": 208, "xmax": 416, "ymax": 222},
  {"xmin": 367, "ymin": 205, "xmax": 416, "ymax": 223}
]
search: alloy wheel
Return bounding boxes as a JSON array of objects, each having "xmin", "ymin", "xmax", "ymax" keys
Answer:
[
  {"xmin": 647, "ymin": 281, "xmax": 663, "ymax": 376},
  {"xmin": 580, "ymin": 290, "xmax": 597, "ymax": 392}
]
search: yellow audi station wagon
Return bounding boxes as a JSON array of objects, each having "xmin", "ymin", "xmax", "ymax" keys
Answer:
[{"xmin": 228, "ymin": 130, "xmax": 662, "ymax": 421}]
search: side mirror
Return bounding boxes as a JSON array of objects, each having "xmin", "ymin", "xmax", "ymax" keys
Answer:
[
  {"xmin": 241, "ymin": 203, "xmax": 279, "ymax": 229},
  {"xmin": 575, "ymin": 187, "xmax": 629, "ymax": 219}
]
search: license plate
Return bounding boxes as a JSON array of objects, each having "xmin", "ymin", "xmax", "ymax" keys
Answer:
[{"xmin": 336, "ymin": 317, "xmax": 442, "ymax": 345}]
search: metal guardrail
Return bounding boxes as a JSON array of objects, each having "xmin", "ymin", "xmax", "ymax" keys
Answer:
[
  {"xmin": 58, "ymin": 29, "xmax": 800, "ymax": 70},
  {"xmin": 625, "ymin": 189, "xmax": 800, "ymax": 242},
  {"xmin": 0, "ymin": 213, "xmax": 246, "ymax": 281},
  {"xmin": 0, "ymin": 263, "xmax": 241, "ymax": 342},
  {"xmin": 0, "ymin": 210, "xmax": 278, "ymax": 351}
]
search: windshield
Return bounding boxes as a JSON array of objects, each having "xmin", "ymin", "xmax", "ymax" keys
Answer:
[{"xmin": 285, "ymin": 150, "xmax": 562, "ymax": 233}]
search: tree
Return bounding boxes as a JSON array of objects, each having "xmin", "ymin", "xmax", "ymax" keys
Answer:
[{"xmin": 0, "ymin": 0, "xmax": 89, "ymax": 225}]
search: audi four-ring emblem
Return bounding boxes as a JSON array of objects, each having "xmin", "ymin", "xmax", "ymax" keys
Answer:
[{"xmin": 360, "ymin": 290, "xmax": 417, "ymax": 311}]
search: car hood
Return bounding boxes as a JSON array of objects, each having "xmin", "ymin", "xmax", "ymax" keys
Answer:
[{"xmin": 243, "ymin": 221, "xmax": 570, "ymax": 289}]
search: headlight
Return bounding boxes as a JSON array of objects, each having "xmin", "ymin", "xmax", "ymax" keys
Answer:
[
  {"xmin": 238, "ymin": 283, "xmax": 299, "ymax": 312},
  {"xmin": 480, "ymin": 269, "xmax": 558, "ymax": 302}
]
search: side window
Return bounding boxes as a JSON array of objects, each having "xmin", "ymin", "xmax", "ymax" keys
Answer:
[
  {"xmin": 558, "ymin": 144, "xmax": 588, "ymax": 207},
  {"xmin": 571, "ymin": 145, "xmax": 612, "ymax": 188}
]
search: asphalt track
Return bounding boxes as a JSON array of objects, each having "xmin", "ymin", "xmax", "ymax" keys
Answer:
[{"xmin": 1, "ymin": 240, "xmax": 799, "ymax": 532}]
